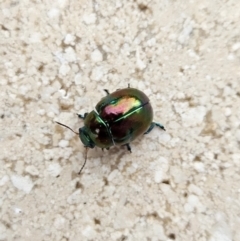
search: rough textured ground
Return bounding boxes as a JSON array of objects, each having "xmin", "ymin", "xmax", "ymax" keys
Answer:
[{"xmin": 0, "ymin": 0, "xmax": 240, "ymax": 240}]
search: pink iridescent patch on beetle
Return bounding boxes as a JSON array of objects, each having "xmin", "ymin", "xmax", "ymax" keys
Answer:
[{"xmin": 104, "ymin": 97, "xmax": 140, "ymax": 115}]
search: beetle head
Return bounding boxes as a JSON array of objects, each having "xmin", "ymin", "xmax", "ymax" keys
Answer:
[{"xmin": 79, "ymin": 127, "xmax": 95, "ymax": 148}]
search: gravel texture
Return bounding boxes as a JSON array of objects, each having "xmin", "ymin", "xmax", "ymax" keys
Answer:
[{"xmin": 0, "ymin": 0, "xmax": 240, "ymax": 241}]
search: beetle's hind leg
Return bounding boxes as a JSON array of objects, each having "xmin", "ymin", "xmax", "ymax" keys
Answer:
[
  {"xmin": 123, "ymin": 143, "xmax": 132, "ymax": 153},
  {"xmin": 144, "ymin": 122, "xmax": 166, "ymax": 134},
  {"xmin": 77, "ymin": 113, "xmax": 88, "ymax": 120}
]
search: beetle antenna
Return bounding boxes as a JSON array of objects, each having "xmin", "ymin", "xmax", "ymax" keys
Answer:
[
  {"xmin": 78, "ymin": 147, "xmax": 88, "ymax": 175},
  {"xmin": 56, "ymin": 121, "xmax": 88, "ymax": 175},
  {"xmin": 55, "ymin": 121, "xmax": 79, "ymax": 135}
]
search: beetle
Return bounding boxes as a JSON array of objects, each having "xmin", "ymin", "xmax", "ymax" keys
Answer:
[{"xmin": 56, "ymin": 86, "xmax": 165, "ymax": 174}]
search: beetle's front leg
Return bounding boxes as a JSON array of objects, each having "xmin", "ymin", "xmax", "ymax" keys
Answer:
[
  {"xmin": 144, "ymin": 122, "xmax": 166, "ymax": 134},
  {"xmin": 102, "ymin": 147, "xmax": 110, "ymax": 151},
  {"xmin": 104, "ymin": 89, "xmax": 110, "ymax": 95},
  {"xmin": 123, "ymin": 143, "xmax": 132, "ymax": 153},
  {"xmin": 77, "ymin": 113, "xmax": 88, "ymax": 120}
]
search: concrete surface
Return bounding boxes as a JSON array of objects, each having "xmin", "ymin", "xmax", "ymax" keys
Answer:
[{"xmin": 0, "ymin": 0, "xmax": 240, "ymax": 240}]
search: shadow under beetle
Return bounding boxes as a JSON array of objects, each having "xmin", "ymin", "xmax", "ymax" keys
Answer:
[{"xmin": 56, "ymin": 86, "xmax": 165, "ymax": 174}]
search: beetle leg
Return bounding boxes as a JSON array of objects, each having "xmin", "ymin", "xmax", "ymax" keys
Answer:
[
  {"xmin": 144, "ymin": 122, "xmax": 166, "ymax": 134},
  {"xmin": 103, "ymin": 89, "xmax": 110, "ymax": 95},
  {"xmin": 102, "ymin": 147, "xmax": 110, "ymax": 151},
  {"xmin": 155, "ymin": 122, "xmax": 166, "ymax": 131},
  {"xmin": 77, "ymin": 113, "xmax": 88, "ymax": 119},
  {"xmin": 124, "ymin": 143, "xmax": 132, "ymax": 153}
]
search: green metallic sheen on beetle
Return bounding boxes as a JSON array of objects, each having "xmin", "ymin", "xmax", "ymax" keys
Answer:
[{"xmin": 78, "ymin": 87, "xmax": 165, "ymax": 150}]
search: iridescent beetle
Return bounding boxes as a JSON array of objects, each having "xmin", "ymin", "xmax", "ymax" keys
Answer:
[{"xmin": 56, "ymin": 86, "xmax": 165, "ymax": 174}]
